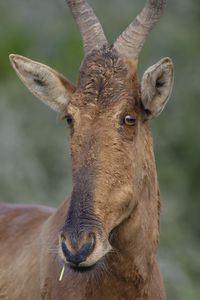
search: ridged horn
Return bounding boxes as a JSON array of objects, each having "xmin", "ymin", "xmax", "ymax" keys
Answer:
[
  {"xmin": 113, "ymin": 0, "xmax": 166, "ymax": 60},
  {"xmin": 66, "ymin": 0, "xmax": 108, "ymax": 56}
]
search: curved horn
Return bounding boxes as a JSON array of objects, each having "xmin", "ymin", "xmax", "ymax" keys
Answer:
[
  {"xmin": 66, "ymin": 0, "xmax": 108, "ymax": 56},
  {"xmin": 113, "ymin": 0, "xmax": 166, "ymax": 60}
]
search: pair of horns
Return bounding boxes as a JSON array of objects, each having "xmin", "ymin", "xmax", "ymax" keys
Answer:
[{"xmin": 66, "ymin": 0, "xmax": 166, "ymax": 60}]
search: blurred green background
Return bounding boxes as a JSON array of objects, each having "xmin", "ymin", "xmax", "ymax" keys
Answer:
[{"xmin": 0, "ymin": 0, "xmax": 200, "ymax": 298}]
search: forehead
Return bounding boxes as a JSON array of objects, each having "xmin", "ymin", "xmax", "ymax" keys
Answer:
[{"xmin": 69, "ymin": 48, "xmax": 140, "ymax": 113}]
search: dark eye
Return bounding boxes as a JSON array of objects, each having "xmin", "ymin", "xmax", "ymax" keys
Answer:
[
  {"xmin": 65, "ymin": 115, "xmax": 73, "ymax": 125},
  {"xmin": 61, "ymin": 114, "xmax": 73, "ymax": 125},
  {"xmin": 120, "ymin": 115, "xmax": 137, "ymax": 126}
]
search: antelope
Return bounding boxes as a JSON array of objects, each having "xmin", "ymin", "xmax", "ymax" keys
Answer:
[{"xmin": 0, "ymin": 0, "xmax": 173, "ymax": 299}]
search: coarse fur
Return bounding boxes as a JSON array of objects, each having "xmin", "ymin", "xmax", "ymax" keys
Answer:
[{"xmin": 1, "ymin": 1, "xmax": 174, "ymax": 299}]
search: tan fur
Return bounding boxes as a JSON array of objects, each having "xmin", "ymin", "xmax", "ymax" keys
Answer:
[
  {"xmin": 0, "ymin": 51, "xmax": 168, "ymax": 299},
  {"xmin": 2, "ymin": 1, "xmax": 174, "ymax": 297},
  {"xmin": 141, "ymin": 57, "xmax": 174, "ymax": 119},
  {"xmin": 9, "ymin": 55, "xmax": 76, "ymax": 112}
]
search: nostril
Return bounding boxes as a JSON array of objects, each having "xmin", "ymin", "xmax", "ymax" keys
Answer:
[
  {"xmin": 60, "ymin": 231, "xmax": 66, "ymax": 240},
  {"xmin": 77, "ymin": 241, "xmax": 94, "ymax": 258},
  {"xmin": 61, "ymin": 241, "xmax": 71, "ymax": 260}
]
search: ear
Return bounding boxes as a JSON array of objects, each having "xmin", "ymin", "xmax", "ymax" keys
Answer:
[
  {"xmin": 9, "ymin": 54, "xmax": 76, "ymax": 112},
  {"xmin": 141, "ymin": 57, "xmax": 174, "ymax": 120}
]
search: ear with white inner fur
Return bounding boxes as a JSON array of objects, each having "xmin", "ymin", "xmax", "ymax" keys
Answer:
[
  {"xmin": 141, "ymin": 57, "xmax": 174, "ymax": 120},
  {"xmin": 9, "ymin": 54, "xmax": 76, "ymax": 112}
]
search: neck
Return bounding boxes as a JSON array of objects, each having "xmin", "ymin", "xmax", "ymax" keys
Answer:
[{"xmin": 106, "ymin": 174, "xmax": 161, "ymax": 298}]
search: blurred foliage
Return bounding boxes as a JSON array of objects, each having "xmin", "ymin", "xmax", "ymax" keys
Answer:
[{"xmin": 0, "ymin": 0, "xmax": 200, "ymax": 299}]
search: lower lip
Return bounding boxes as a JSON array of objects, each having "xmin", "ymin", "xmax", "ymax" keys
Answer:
[{"xmin": 68, "ymin": 264, "xmax": 96, "ymax": 273}]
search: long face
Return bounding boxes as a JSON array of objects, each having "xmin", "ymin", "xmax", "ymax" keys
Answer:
[
  {"xmin": 59, "ymin": 49, "xmax": 151, "ymax": 269},
  {"xmin": 9, "ymin": 0, "xmax": 173, "ymax": 273}
]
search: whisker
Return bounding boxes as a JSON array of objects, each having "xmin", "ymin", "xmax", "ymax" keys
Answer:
[{"xmin": 48, "ymin": 248, "xmax": 59, "ymax": 254}]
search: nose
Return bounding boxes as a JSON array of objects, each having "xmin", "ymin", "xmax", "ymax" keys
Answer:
[
  {"xmin": 60, "ymin": 232, "xmax": 95, "ymax": 266},
  {"xmin": 61, "ymin": 240, "xmax": 94, "ymax": 266}
]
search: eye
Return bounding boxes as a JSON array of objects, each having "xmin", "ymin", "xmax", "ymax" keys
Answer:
[
  {"xmin": 61, "ymin": 114, "xmax": 73, "ymax": 125},
  {"xmin": 120, "ymin": 115, "xmax": 137, "ymax": 126},
  {"xmin": 65, "ymin": 115, "xmax": 73, "ymax": 125}
]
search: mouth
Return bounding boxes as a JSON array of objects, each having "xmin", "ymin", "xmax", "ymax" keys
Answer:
[{"xmin": 68, "ymin": 263, "xmax": 96, "ymax": 273}]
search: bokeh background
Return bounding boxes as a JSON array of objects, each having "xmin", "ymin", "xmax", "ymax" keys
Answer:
[{"xmin": 0, "ymin": 0, "xmax": 200, "ymax": 298}]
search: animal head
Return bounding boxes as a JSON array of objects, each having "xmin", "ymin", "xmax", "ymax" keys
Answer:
[{"xmin": 10, "ymin": 0, "xmax": 173, "ymax": 270}]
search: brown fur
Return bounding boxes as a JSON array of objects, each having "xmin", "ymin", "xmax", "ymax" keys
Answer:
[{"xmin": 0, "ymin": 48, "xmax": 167, "ymax": 299}]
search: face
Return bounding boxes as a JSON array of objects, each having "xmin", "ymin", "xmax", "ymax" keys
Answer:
[
  {"xmin": 59, "ymin": 50, "xmax": 149, "ymax": 269},
  {"xmin": 10, "ymin": 48, "xmax": 173, "ymax": 271},
  {"xmin": 9, "ymin": 0, "xmax": 173, "ymax": 275}
]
